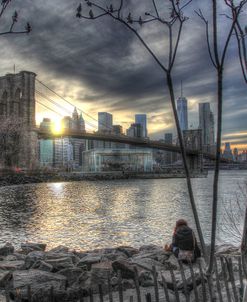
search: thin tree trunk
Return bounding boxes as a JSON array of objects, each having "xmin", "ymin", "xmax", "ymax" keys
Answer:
[
  {"xmin": 167, "ymin": 72, "xmax": 206, "ymax": 258},
  {"xmin": 241, "ymin": 205, "xmax": 247, "ymax": 277},
  {"xmin": 207, "ymin": 68, "xmax": 223, "ymax": 274}
]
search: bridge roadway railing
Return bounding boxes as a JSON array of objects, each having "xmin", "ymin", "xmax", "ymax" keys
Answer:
[
  {"xmin": 36, "ymin": 128, "xmax": 201, "ymax": 156},
  {"xmin": 35, "ymin": 128, "xmax": 235, "ymax": 163}
]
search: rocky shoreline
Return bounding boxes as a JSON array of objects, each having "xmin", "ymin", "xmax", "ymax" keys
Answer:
[{"xmin": 0, "ymin": 242, "xmax": 242, "ymax": 301}]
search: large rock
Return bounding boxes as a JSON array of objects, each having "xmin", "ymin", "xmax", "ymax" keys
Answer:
[
  {"xmin": 131, "ymin": 257, "xmax": 165, "ymax": 273},
  {"xmin": 45, "ymin": 257, "xmax": 74, "ymax": 272},
  {"xmin": 133, "ymin": 249, "xmax": 169, "ymax": 263},
  {"xmin": 90, "ymin": 261, "xmax": 113, "ymax": 285},
  {"xmin": 0, "ymin": 243, "xmax": 14, "ymax": 256},
  {"xmin": 112, "ymin": 260, "xmax": 141, "ymax": 279},
  {"xmin": 139, "ymin": 245, "xmax": 163, "ymax": 253},
  {"xmin": 116, "ymin": 246, "xmax": 139, "ymax": 258},
  {"xmin": 48, "ymin": 245, "xmax": 69, "ymax": 254},
  {"xmin": 21, "ymin": 242, "xmax": 46, "ymax": 254},
  {"xmin": 46, "ymin": 252, "xmax": 79, "ymax": 265},
  {"xmin": 164, "ymin": 254, "xmax": 179, "ymax": 270},
  {"xmin": 215, "ymin": 244, "xmax": 240, "ymax": 256},
  {"xmin": 9, "ymin": 269, "xmax": 67, "ymax": 300},
  {"xmin": 13, "ymin": 252, "xmax": 26, "ymax": 261},
  {"xmin": 33, "ymin": 260, "xmax": 53, "ymax": 272},
  {"xmin": 59, "ymin": 267, "xmax": 84, "ymax": 286},
  {"xmin": 77, "ymin": 255, "xmax": 102, "ymax": 270},
  {"xmin": 25, "ymin": 251, "xmax": 45, "ymax": 269},
  {"xmin": 0, "ymin": 270, "xmax": 12, "ymax": 288},
  {"xmin": 0, "ymin": 260, "xmax": 25, "ymax": 271}
]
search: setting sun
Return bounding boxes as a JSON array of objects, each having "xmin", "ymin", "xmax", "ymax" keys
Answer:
[{"xmin": 52, "ymin": 119, "xmax": 62, "ymax": 134}]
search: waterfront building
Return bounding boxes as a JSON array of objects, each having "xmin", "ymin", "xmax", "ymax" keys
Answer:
[
  {"xmin": 81, "ymin": 148, "xmax": 153, "ymax": 172},
  {"xmin": 135, "ymin": 114, "xmax": 148, "ymax": 138},
  {"xmin": 98, "ymin": 112, "xmax": 113, "ymax": 133},
  {"xmin": 199, "ymin": 102, "xmax": 215, "ymax": 152},
  {"xmin": 177, "ymin": 97, "xmax": 188, "ymax": 131},
  {"xmin": 39, "ymin": 139, "xmax": 54, "ymax": 167},
  {"xmin": 223, "ymin": 142, "xmax": 233, "ymax": 160}
]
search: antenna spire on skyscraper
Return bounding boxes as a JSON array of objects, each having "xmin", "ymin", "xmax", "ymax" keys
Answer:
[{"xmin": 181, "ymin": 80, "xmax": 183, "ymax": 97}]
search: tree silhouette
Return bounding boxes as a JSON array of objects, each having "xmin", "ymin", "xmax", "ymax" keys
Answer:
[
  {"xmin": 196, "ymin": 0, "xmax": 247, "ymax": 275},
  {"xmin": 0, "ymin": 0, "xmax": 31, "ymax": 36},
  {"xmin": 76, "ymin": 0, "xmax": 207, "ymax": 257}
]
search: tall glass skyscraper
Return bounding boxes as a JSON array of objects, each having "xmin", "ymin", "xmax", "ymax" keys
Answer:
[
  {"xmin": 135, "ymin": 114, "xmax": 147, "ymax": 138},
  {"xmin": 199, "ymin": 103, "xmax": 215, "ymax": 147},
  {"xmin": 177, "ymin": 97, "xmax": 188, "ymax": 131},
  {"xmin": 98, "ymin": 112, "xmax": 113, "ymax": 133}
]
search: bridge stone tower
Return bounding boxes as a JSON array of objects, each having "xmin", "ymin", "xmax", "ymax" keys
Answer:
[
  {"xmin": 183, "ymin": 129, "xmax": 203, "ymax": 172},
  {"xmin": 0, "ymin": 71, "xmax": 38, "ymax": 169}
]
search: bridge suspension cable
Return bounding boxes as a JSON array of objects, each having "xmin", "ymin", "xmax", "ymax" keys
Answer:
[
  {"xmin": 36, "ymin": 100, "xmax": 63, "ymax": 117},
  {"xmin": 35, "ymin": 78, "xmax": 115, "ymax": 132},
  {"xmin": 35, "ymin": 86, "xmax": 98, "ymax": 131}
]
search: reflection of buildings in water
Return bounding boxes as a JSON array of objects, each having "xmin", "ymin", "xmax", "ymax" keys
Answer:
[{"xmin": 82, "ymin": 148, "xmax": 154, "ymax": 172}]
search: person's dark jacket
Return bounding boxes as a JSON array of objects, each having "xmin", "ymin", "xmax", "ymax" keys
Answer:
[{"xmin": 172, "ymin": 225, "xmax": 194, "ymax": 250}]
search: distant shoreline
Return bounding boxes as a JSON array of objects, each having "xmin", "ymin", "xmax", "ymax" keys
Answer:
[{"xmin": 0, "ymin": 171, "xmax": 207, "ymax": 187}]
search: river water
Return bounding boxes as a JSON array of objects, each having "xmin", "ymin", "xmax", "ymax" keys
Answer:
[{"xmin": 0, "ymin": 170, "xmax": 246, "ymax": 250}]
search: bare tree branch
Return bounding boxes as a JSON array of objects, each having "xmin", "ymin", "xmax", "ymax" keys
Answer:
[
  {"xmin": 0, "ymin": 2, "xmax": 31, "ymax": 36},
  {"xmin": 197, "ymin": 0, "xmax": 247, "ymax": 275},
  {"xmin": 195, "ymin": 9, "xmax": 217, "ymax": 68},
  {"xmin": 152, "ymin": 0, "xmax": 160, "ymax": 18}
]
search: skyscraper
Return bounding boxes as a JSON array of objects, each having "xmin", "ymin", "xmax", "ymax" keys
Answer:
[
  {"xmin": 98, "ymin": 112, "xmax": 113, "ymax": 133},
  {"xmin": 135, "ymin": 114, "xmax": 147, "ymax": 138},
  {"xmin": 177, "ymin": 97, "xmax": 188, "ymax": 131},
  {"xmin": 223, "ymin": 142, "xmax": 233, "ymax": 160},
  {"xmin": 164, "ymin": 133, "xmax": 173, "ymax": 144},
  {"xmin": 199, "ymin": 103, "xmax": 215, "ymax": 148},
  {"xmin": 126, "ymin": 123, "xmax": 143, "ymax": 138},
  {"xmin": 164, "ymin": 133, "xmax": 173, "ymax": 165}
]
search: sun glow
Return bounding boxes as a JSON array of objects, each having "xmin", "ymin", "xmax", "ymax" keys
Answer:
[{"xmin": 52, "ymin": 120, "xmax": 62, "ymax": 134}]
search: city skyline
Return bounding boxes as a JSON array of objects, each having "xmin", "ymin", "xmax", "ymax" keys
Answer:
[{"xmin": 0, "ymin": 1, "xmax": 246, "ymax": 150}]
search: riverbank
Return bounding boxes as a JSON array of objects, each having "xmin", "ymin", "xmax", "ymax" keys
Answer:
[
  {"xmin": 0, "ymin": 171, "xmax": 207, "ymax": 187},
  {"xmin": 0, "ymin": 242, "xmax": 241, "ymax": 301}
]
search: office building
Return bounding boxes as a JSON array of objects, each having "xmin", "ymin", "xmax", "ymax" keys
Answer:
[
  {"xmin": 112, "ymin": 125, "xmax": 125, "ymax": 149},
  {"xmin": 126, "ymin": 123, "xmax": 143, "ymax": 138},
  {"xmin": 135, "ymin": 114, "xmax": 147, "ymax": 138},
  {"xmin": 164, "ymin": 133, "xmax": 174, "ymax": 165},
  {"xmin": 98, "ymin": 112, "xmax": 113, "ymax": 133},
  {"xmin": 223, "ymin": 142, "xmax": 233, "ymax": 160},
  {"xmin": 199, "ymin": 103, "xmax": 215, "ymax": 151},
  {"xmin": 177, "ymin": 97, "xmax": 188, "ymax": 131},
  {"xmin": 40, "ymin": 118, "xmax": 53, "ymax": 132},
  {"xmin": 39, "ymin": 140, "xmax": 54, "ymax": 167}
]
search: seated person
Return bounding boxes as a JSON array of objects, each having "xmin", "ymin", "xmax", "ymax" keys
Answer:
[{"xmin": 165, "ymin": 219, "xmax": 201, "ymax": 263}]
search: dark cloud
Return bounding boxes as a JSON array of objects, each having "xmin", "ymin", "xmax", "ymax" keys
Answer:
[{"xmin": 0, "ymin": 0, "xmax": 246, "ymax": 149}]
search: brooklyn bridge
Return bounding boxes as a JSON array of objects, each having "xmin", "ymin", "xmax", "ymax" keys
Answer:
[{"xmin": 0, "ymin": 70, "xmax": 227, "ymax": 172}]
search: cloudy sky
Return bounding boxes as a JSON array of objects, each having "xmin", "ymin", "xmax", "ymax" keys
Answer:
[{"xmin": 0, "ymin": 0, "xmax": 247, "ymax": 150}]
